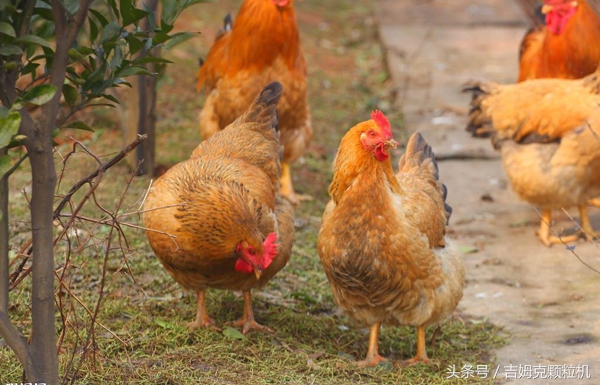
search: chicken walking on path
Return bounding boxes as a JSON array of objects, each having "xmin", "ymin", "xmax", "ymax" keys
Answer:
[{"xmin": 376, "ymin": 0, "xmax": 600, "ymax": 382}]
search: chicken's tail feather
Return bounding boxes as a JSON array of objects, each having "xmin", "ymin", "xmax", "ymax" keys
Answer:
[
  {"xmin": 583, "ymin": 63, "xmax": 600, "ymax": 94},
  {"xmin": 398, "ymin": 132, "xmax": 452, "ymax": 223},
  {"xmin": 461, "ymin": 80, "xmax": 497, "ymax": 139},
  {"xmin": 236, "ymin": 81, "xmax": 284, "ymax": 133},
  {"xmin": 215, "ymin": 13, "xmax": 233, "ymax": 40},
  {"xmin": 515, "ymin": 0, "xmax": 545, "ymax": 28}
]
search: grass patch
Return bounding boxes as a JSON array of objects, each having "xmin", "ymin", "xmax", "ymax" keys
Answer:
[{"xmin": 0, "ymin": 0, "xmax": 506, "ymax": 383}]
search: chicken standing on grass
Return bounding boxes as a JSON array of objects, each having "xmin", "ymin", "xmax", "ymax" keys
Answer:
[
  {"xmin": 196, "ymin": 0, "xmax": 312, "ymax": 204},
  {"xmin": 143, "ymin": 82, "xmax": 294, "ymax": 334},
  {"xmin": 463, "ymin": 67, "xmax": 600, "ymax": 246},
  {"xmin": 317, "ymin": 111, "xmax": 464, "ymax": 367}
]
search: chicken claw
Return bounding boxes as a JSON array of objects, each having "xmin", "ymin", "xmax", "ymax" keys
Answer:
[
  {"xmin": 228, "ymin": 291, "xmax": 273, "ymax": 334},
  {"xmin": 187, "ymin": 290, "xmax": 220, "ymax": 330},
  {"xmin": 578, "ymin": 205, "xmax": 600, "ymax": 241},
  {"xmin": 403, "ymin": 325, "xmax": 430, "ymax": 366},
  {"xmin": 536, "ymin": 209, "xmax": 581, "ymax": 247},
  {"xmin": 280, "ymin": 162, "xmax": 312, "ymax": 205},
  {"xmin": 356, "ymin": 323, "xmax": 389, "ymax": 367}
]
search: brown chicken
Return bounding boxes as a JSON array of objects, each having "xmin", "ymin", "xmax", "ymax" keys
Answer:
[
  {"xmin": 463, "ymin": 68, "xmax": 600, "ymax": 246},
  {"xmin": 517, "ymin": 0, "xmax": 600, "ymax": 82},
  {"xmin": 196, "ymin": 0, "xmax": 312, "ymax": 204},
  {"xmin": 317, "ymin": 111, "xmax": 464, "ymax": 366},
  {"xmin": 143, "ymin": 82, "xmax": 294, "ymax": 334}
]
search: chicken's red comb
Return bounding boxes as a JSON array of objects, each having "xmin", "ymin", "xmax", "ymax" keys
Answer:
[
  {"xmin": 260, "ymin": 232, "xmax": 279, "ymax": 270},
  {"xmin": 371, "ymin": 110, "xmax": 392, "ymax": 138}
]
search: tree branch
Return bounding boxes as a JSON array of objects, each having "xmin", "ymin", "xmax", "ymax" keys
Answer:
[
  {"xmin": 54, "ymin": 134, "xmax": 147, "ymax": 217},
  {"xmin": 0, "ymin": 311, "xmax": 37, "ymax": 379}
]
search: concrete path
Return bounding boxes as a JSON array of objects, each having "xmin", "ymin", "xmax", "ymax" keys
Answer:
[{"xmin": 376, "ymin": 1, "xmax": 600, "ymax": 383}]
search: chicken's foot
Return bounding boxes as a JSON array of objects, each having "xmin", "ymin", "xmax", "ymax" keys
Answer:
[
  {"xmin": 588, "ymin": 198, "xmax": 600, "ymax": 207},
  {"xmin": 536, "ymin": 209, "xmax": 580, "ymax": 247},
  {"xmin": 228, "ymin": 290, "xmax": 273, "ymax": 334},
  {"xmin": 187, "ymin": 290, "xmax": 219, "ymax": 330},
  {"xmin": 280, "ymin": 162, "xmax": 312, "ymax": 205},
  {"xmin": 356, "ymin": 322, "xmax": 388, "ymax": 367},
  {"xmin": 578, "ymin": 205, "xmax": 600, "ymax": 241},
  {"xmin": 404, "ymin": 325, "xmax": 429, "ymax": 366}
]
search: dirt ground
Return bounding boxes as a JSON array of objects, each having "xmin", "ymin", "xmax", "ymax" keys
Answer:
[{"xmin": 376, "ymin": 0, "xmax": 600, "ymax": 383}]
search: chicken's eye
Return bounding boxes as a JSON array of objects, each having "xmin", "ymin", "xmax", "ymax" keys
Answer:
[
  {"xmin": 368, "ymin": 130, "xmax": 375, "ymax": 137},
  {"xmin": 248, "ymin": 248, "xmax": 256, "ymax": 256}
]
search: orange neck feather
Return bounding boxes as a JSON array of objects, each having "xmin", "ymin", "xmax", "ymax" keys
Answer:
[
  {"xmin": 329, "ymin": 123, "xmax": 401, "ymax": 204},
  {"xmin": 227, "ymin": 0, "xmax": 303, "ymax": 75}
]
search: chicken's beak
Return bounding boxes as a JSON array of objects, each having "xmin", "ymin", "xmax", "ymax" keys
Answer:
[
  {"xmin": 253, "ymin": 267, "xmax": 263, "ymax": 280},
  {"xmin": 384, "ymin": 139, "xmax": 398, "ymax": 149},
  {"xmin": 541, "ymin": 4, "xmax": 554, "ymax": 14}
]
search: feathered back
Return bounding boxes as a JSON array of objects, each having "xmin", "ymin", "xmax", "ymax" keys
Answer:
[
  {"xmin": 463, "ymin": 68, "xmax": 600, "ymax": 148},
  {"xmin": 396, "ymin": 133, "xmax": 450, "ymax": 248},
  {"xmin": 196, "ymin": 0, "xmax": 304, "ymax": 92},
  {"xmin": 191, "ymin": 82, "xmax": 284, "ymax": 188}
]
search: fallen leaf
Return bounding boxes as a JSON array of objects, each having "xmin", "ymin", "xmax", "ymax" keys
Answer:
[{"xmin": 222, "ymin": 326, "xmax": 244, "ymax": 340}]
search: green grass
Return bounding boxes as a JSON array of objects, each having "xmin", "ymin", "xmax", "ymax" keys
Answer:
[{"xmin": 0, "ymin": 0, "xmax": 506, "ymax": 383}]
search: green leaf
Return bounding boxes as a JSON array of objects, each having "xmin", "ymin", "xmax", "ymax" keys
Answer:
[
  {"xmin": 21, "ymin": 84, "xmax": 57, "ymax": 106},
  {"xmin": 101, "ymin": 93, "xmax": 120, "ymax": 104},
  {"xmin": 15, "ymin": 35, "xmax": 52, "ymax": 49},
  {"xmin": 64, "ymin": 121, "xmax": 94, "ymax": 132},
  {"xmin": 154, "ymin": 319, "xmax": 176, "ymax": 329},
  {"xmin": 459, "ymin": 245, "xmax": 479, "ymax": 254},
  {"xmin": 0, "ymin": 111, "xmax": 21, "ymax": 149},
  {"xmin": 0, "ymin": 44, "xmax": 23, "ymax": 56},
  {"xmin": 88, "ymin": 16, "xmax": 99, "ymax": 43},
  {"xmin": 222, "ymin": 327, "xmax": 244, "ymax": 340},
  {"xmin": 106, "ymin": 0, "xmax": 119, "ymax": 18},
  {"xmin": 21, "ymin": 62, "xmax": 40, "ymax": 78},
  {"xmin": 0, "ymin": 22, "xmax": 16, "ymax": 37},
  {"xmin": 164, "ymin": 32, "xmax": 197, "ymax": 50},
  {"xmin": 77, "ymin": 46, "xmax": 95, "ymax": 56},
  {"xmin": 142, "ymin": 2, "xmax": 158, "ymax": 30},
  {"xmin": 0, "ymin": 155, "xmax": 12, "ymax": 179},
  {"xmin": 62, "ymin": 84, "xmax": 78, "ymax": 106},
  {"xmin": 99, "ymin": 22, "xmax": 122, "ymax": 44},
  {"xmin": 89, "ymin": 8, "xmax": 109, "ymax": 27},
  {"xmin": 120, "ymin": 0, "xmax": 149, "ymax": 26},
  {"xmin": 117, "ymin": 66, "xmax": 154, "ymax": 77},
  {"xmin": 34, "ymin": 6, "xmax": 54, "ymax": 21},
  {"xmin": 133, "ymin": 56, "xmax": 173, "ymax": 65},
  {"xmin": 68, "ymin": 48, "xmax": 84, "ymax": 61},
  {"xmin": 153, "ymin": 31, "xmax": 169, "ymax": 45},
  {"xmin": 126, "ymin": 35, "xmax": 143, "ymax": 56}
]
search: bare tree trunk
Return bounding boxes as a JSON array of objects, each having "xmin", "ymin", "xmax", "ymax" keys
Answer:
[
  {"xmin": 123, "ymin": 0, "xmax": 159, "ymax": 176},
  {"xmin": 25, "ymin": 116, "xmax": 58, "ymax": 383}
]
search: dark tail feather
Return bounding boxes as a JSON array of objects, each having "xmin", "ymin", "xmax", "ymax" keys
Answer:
[
  {"xmin": 461, "ymin": 80, "xmax": 497, "ymax": 138},
  {"xmin": 401, "ymin": 132, "xmax": 452, "ymax": 224},
  {"xmin": 515, "ymin": 0, "xmax": 546, "ymax": 28},
  {"xmin": 215, "ymin": 13, "xmax": 233, "ymax": 40},
  {"xmin": 236, "ymin": 81, "xmax": 284, "ymax": 133}
]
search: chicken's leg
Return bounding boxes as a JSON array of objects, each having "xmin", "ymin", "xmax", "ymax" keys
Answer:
[
  {"xmin": 357, "ymin": 322, "xmax": 388, "ymax": 367},
  {"xmin": 404, "ymin": 325, "xmax": 429, "ymax": 365},
  {"xmin": 537, "ymin": 209, "xmax": 580, "ymax": 247},
  {"xmin": 229, "ymin": 290, "xmax": 273, "ymax": 334},
  {"xmin": 578, "ymin": 205, "xmax": 600, "ymax": 241},
  {"xmin": 280, "ymin": 162, "xmax": 311, "ymax": 205},
  {"xmin": 188, "ymin": 290, "xmax": 216, "ymax": 328}
]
